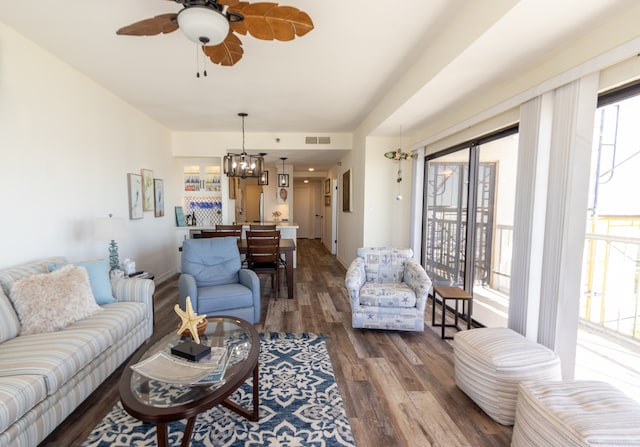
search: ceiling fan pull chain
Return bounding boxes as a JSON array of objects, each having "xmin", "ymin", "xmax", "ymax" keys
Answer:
[
  {"xmin": 203, "ymin": 49, "xmax": 208, "ymax": 77},
  {"xmin": 195, "ymin": 44, "xmax": 207, "ymax": 78}
]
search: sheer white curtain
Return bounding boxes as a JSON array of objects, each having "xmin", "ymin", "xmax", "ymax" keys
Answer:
[
  {"xmin": 510, "ymin": 73, "xmax": 599, "ymax": 378},
  {"xmin": 508, "ymin": 92, "xmax": 553, "ymax": 340}
]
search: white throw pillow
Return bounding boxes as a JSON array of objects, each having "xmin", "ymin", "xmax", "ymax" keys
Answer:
[{"xmin": 9, "ymin": 265, "xmax": 102, "ymax": 335}]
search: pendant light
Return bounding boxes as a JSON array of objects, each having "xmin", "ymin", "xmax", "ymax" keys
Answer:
[
  {"xmin": 223, "ymin": 113, "xmax": 265, "ymax": 179},
  {"xmin": 278, "ymin": 157, "xmax": 289, "ymax": 187}
]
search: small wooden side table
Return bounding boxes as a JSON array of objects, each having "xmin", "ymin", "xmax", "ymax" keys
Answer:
[{"xmin": 431, "ymin": 285, "xmax": 473, "ymax": 340}]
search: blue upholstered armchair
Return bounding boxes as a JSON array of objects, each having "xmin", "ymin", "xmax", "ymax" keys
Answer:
[
  {"xmin": 179, "ymin": 237, "xmax": 260, "ymax": 324},
  {"xmin": 345, "ymin": 247, "xmax": 432, "ymax": 332}
]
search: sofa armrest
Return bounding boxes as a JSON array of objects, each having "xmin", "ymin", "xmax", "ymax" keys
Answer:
[
  {"xmin": 178, "ymin": 273, "xmax": 202, "ymax": 312},
  {"xmin": 110, "ymin": 277, "xmax": 155, "ymax": 338},
  {"xmin": 239, "ymin": 269, "xmax": 260, "ymax": 323},
  {"xmin": 403, "ymin": 259, "xmax": 432, "ymax": 312},
  {"xmin": 344, "ymin": 257, "xmax": 366, "ymax": 307}
]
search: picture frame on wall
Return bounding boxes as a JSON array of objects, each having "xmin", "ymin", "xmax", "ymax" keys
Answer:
[
  {"xmin": 324, "ymin": 178, "xmax": 331, "ymax": 195},
  {"xmin": 127, "ymin": 173, "xmax": 143, "ymax": 219},
  {"xmin": 141, "ymin": 168, "xmax": 154, "ymax": 212},
  {"xmin": 175, "ymin": 206, "xmax": 186, "ymax": 226},
  {"xmin": 342, "ymin": 169, "xmax": 352, "ymax": 212},
  {"xmin": 154, "ymin": 178, "xmax": 164, "ymax": 217},
  {"xmin": 325, "ymin": 195, "xmax": 331, "ymax": 206}
]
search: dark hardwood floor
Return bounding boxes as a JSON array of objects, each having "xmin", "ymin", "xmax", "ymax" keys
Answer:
[{"xmin": 39, "ymin": 238, "xmax": 512, "ymax": 447}]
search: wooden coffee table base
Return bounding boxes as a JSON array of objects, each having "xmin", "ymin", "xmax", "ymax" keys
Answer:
[{"xmin": 153, "ymin": 362, "xmax": 259, "ymax": 447}]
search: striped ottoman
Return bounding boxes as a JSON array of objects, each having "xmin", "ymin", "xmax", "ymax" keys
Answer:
[
  {"xmin": 453, "ymin": 327, "xmax": 561, "ymax": 425},
  {"xmin": 512, "ymin": 380, "xmax": 640, "ymax": 446}
]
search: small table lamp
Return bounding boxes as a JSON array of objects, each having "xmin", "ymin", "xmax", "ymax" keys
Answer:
[{"xmin": 94, "ymin": 214, "xmax": 125, "ymax": 271}]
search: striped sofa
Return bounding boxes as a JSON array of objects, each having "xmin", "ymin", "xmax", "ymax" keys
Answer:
[{"xmin": 0, "ymin": 257, "xmax": 154, "ymax": 447}]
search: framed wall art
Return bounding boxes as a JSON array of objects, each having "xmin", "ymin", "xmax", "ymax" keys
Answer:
[
  {"xmin": 141, "ymin": 168, "xmax": 154, "ymax": 211},
  {"xmin": 154, "ymin": 178, "xmax": 164, "ymax": 217},
  {"xmin": 342, "ymin": 169, "xmax": 352, "ymax": 212},
  {"xmin": 127, "ymin": 173, "xmax": 143, "ymax": 219},
  {"xmin": 175, "ymin": 206, "xmax": 186, "ymax": 226},
  {"xmin": 324, "ymin": 178, "xmax": 331, "ymax": 195},
  {"xmin": 325, "ymin": 195, "xmax": 331, "ymax": 206}
]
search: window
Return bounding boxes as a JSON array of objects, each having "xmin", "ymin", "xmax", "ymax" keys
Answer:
[{"xmin": 575, "ymin": 80, "xmax": 640, "ymax": 400}]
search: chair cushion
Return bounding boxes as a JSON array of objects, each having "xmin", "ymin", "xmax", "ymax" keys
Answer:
[
  {"xmin": 196, "ymin": 283, "xmax": 255, "ymax": 314},
  {"xmin": 360, "ymin": 282, "xmax": 416, "ymax": 308},
  {"xmin": 356, "ymin": 247, "xmax": 413, "ymax": 283},
  {"xmin": 182, "ymin": 238, "xmax": 241, "ymax": 287}
]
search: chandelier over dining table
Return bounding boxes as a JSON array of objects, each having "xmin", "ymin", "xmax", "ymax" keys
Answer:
[{"xmin": 223, "ymin": 113, "xmax": 265, "ymax": 179}]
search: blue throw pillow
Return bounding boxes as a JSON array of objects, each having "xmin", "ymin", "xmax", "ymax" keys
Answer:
[{"xmin": 49, "ymin": 259, "xmax": 116, "ymax": 305}]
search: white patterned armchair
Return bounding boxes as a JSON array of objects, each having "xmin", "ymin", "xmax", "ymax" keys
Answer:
[{"xmin": 345, "ymin": 247, "xmax": 432, "ymax": 332}]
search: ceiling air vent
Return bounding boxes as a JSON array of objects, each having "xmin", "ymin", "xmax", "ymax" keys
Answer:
[{"xmin": 305, "ymin": 136, "xmax": 331, "ymax": 144}]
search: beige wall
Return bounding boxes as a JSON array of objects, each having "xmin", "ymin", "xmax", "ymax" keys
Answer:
[{"xmin": 0, "ymin": 23, "xmax": 178, "ymax": 280}]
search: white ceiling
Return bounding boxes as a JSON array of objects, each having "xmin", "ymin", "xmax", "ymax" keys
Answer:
[{"xmin": 0, "ymin": 0, "xmax": 635, "ymax": 171}]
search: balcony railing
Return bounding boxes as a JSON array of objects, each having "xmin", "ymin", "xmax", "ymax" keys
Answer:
[{"xmin": 582, "ymin": 216, "xmax": 640, "ymax": 340}]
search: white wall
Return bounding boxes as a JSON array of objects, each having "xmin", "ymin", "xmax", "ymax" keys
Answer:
[
  {"xmin": 0, "ymin": 23, "xmax": 178, "ymax": 281},
  {"xmin": 363, "ymin": 136, "xmax": 412, "ymax": 248}
]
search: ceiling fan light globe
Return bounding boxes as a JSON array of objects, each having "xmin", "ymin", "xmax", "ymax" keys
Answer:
[{"xmin": 177, "ymin": 6, "xmax": 229, "ymax": 46}]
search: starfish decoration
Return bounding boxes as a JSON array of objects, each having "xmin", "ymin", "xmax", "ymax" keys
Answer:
[{"xmin": 175, "ymin": 296, "xmax": 206, "ymax": 344}]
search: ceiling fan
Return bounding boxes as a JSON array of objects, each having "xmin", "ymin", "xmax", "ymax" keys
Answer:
[{"xmin": 116, "ymin": 0, "xmax": 314, "ymax": 66}]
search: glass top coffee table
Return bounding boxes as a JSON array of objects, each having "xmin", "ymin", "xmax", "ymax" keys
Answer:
[{"xmin": 119, "ymin": 316, "xmax": 260, "ymax": 447}]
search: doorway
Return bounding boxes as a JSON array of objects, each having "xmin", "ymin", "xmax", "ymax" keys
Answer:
[
  {"xmin": 294, "ymin": 182, "xmax": 322, "ymax": 238},
  {"xmin": 245, "ymin": 183, "xmax": 262, "ymax": 222}
]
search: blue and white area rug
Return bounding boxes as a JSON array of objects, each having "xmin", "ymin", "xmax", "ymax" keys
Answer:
[{"xmin": 83, "ymin": 333, "xmax": 355, "ymax": 447}]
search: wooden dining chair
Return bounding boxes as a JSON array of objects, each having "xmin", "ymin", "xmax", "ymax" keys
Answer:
[
  {"xmin": 246, "ymin": 230, "xmax": 281, "ymax": 298},
  {"xmin": 249, "ymin": 224, "xmax": 276, "ymax": 232},
  {"xmin": 199, "ymin": 230, "xmax": 239, "ymax": 238},
  {"xmin": 215, "ymin": 224, "xmax": 243, "ymax": 240},
  {"xmin": 250, "ymin": 224, "xmax": 287, "ymax": 271}
]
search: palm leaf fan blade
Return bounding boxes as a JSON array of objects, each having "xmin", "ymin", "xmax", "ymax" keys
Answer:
[
  {"xmin": 233, "ymin": 2, "xmax": 314, "ymax": 41},
  {"xmin": 202, "ymin": 33, "xmax": 244, "ymax": 66},
  {"xmin": 116, "ymin": 13, "xmax": 178, "ymax": 36}
]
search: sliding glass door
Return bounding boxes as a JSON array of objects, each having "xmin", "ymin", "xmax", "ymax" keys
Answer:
[{"xmin": 423, "ymin": 128, "xmax": 519, "ymax": 327}]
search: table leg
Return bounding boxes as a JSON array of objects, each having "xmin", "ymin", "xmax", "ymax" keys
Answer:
[
  {"xmin": 221, "ymin": 362, "xmax": 260, "ymax": 421},
  {"xmin": 441, "ymin": 298, "xmax": 446, "ymax": 339},
  {"xmin": 252, "ymin": 360, "xmax": 260, "ymax": 420},
  {"xmin": 181, "ymin": 417, "xmax": 197, "ymax": 447},
  {"xmin": 285, "ymin": 250, "xmax": 294, "ymax": 299},
  {"xmin": 454, "ymin": 299, "xmax": 459, "ymax": 328},
  {"xmin": 431, "ymin": 293, "xmax": 436, "ymax": 325},
  {"xmin": 156, "ymin": 422, "xmax": 169, "ymax": 447}
]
